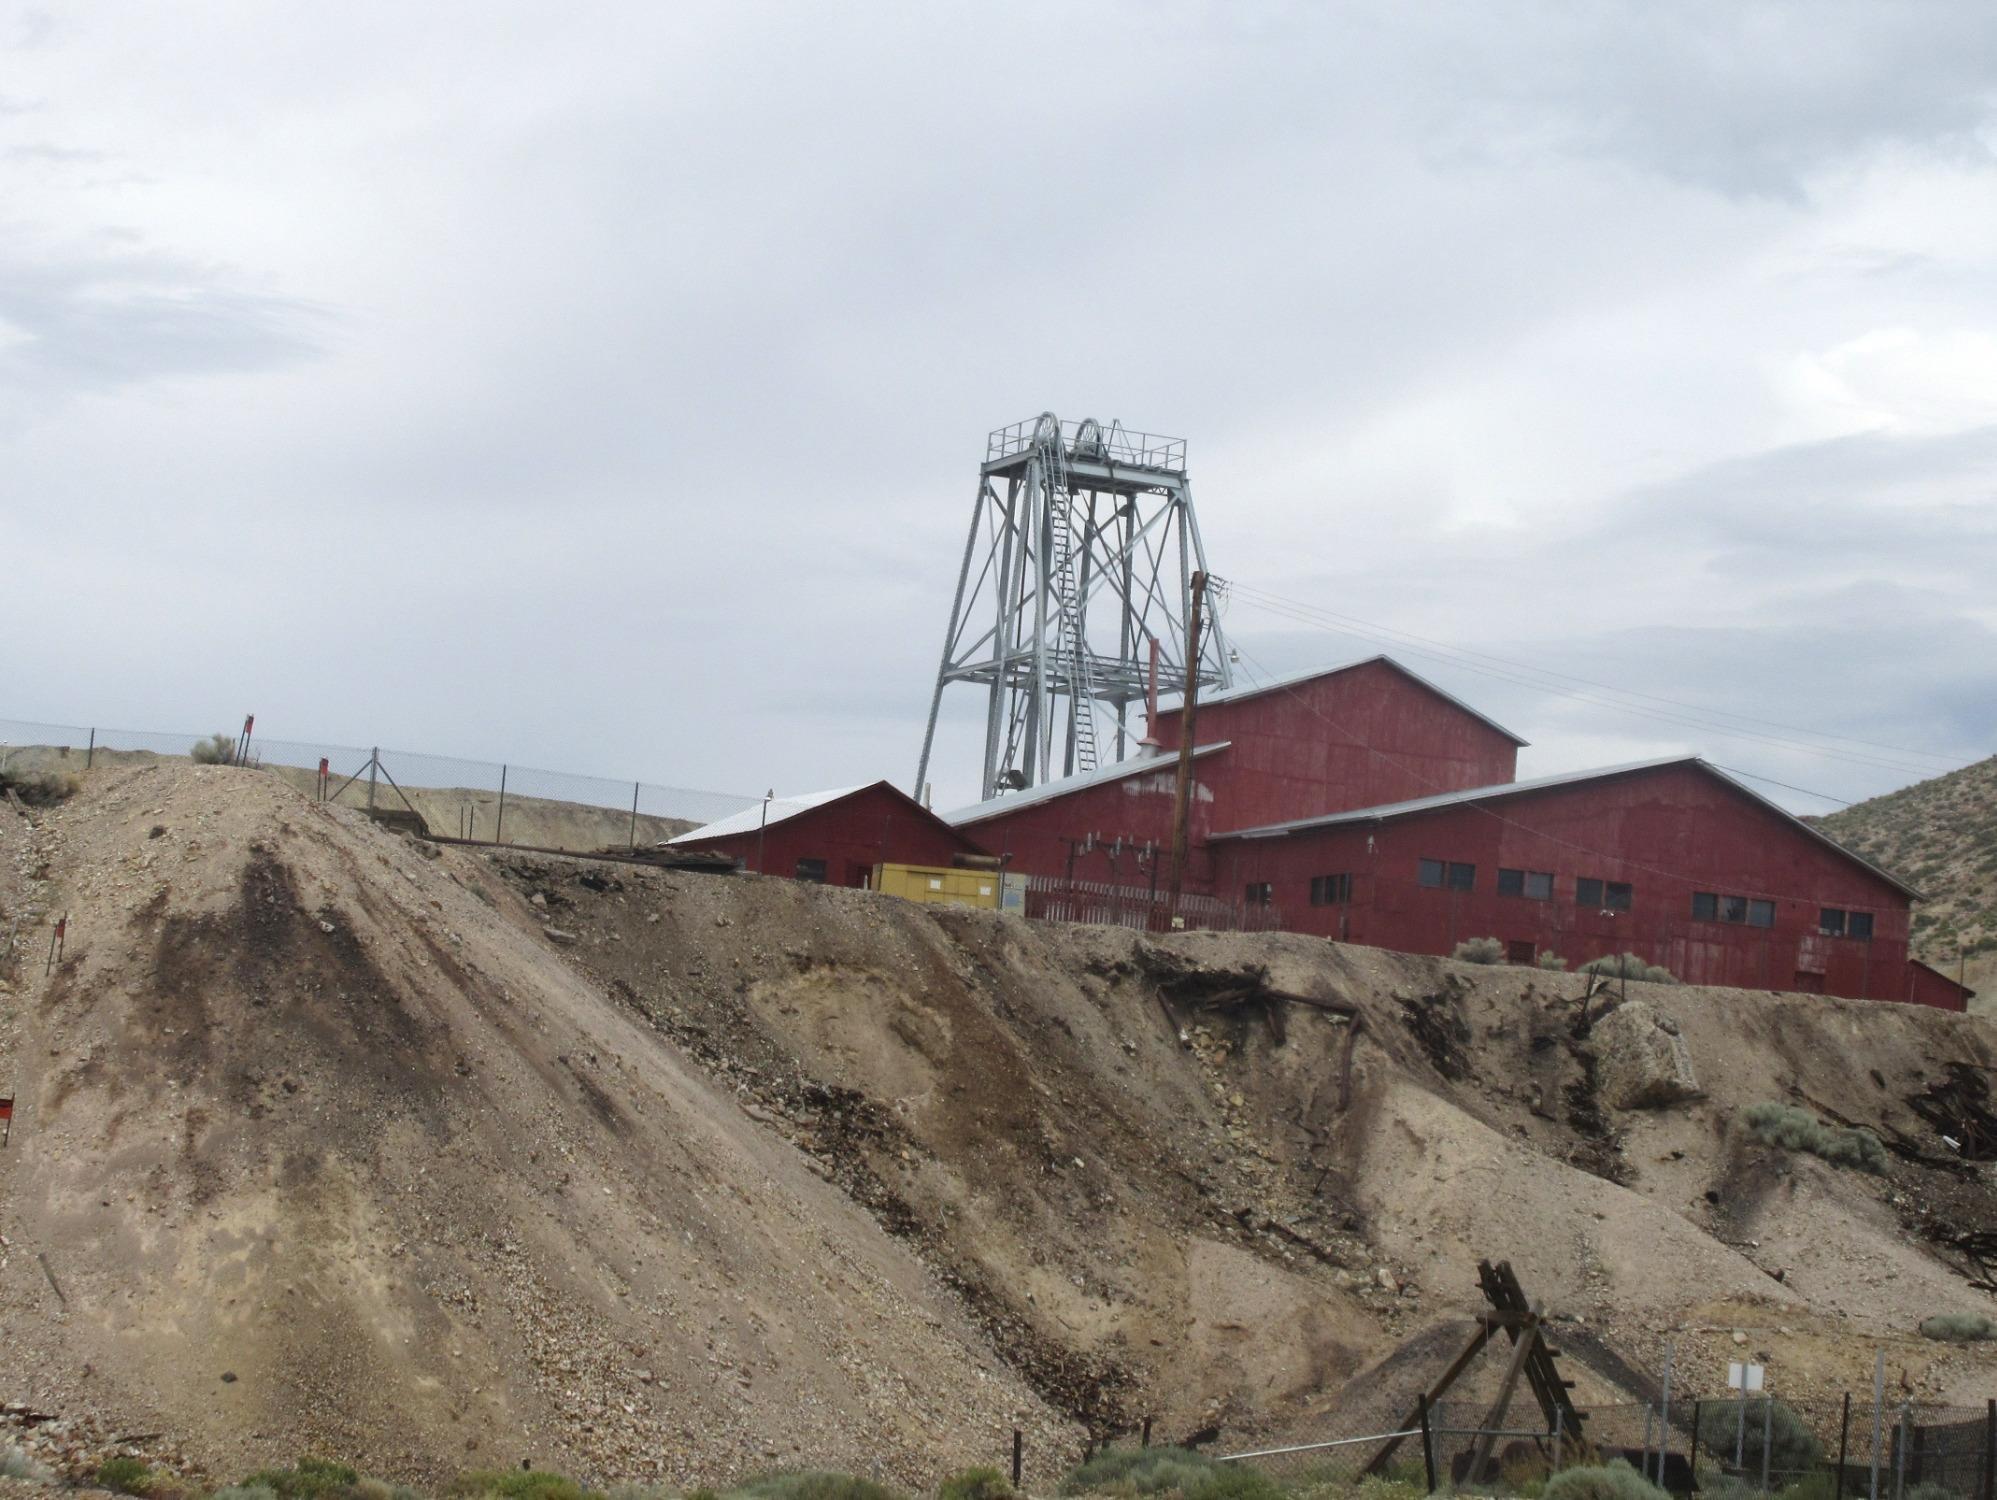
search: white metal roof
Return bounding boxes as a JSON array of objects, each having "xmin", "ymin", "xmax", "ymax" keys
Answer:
[
  {"xmin": 667, "ymin": 785, "xmax": 868, "ymax": 844},
  {"xmin": 1156, "ymin": 655, "xmax": 1530, "ymax": 746},
  {"xmin": 943, "ymin": 743, "xmax": 1231, "ymax": 827},
  {"xmin": 1212, "ymin": 755, "xmax": 1924, "ymax": 900}
]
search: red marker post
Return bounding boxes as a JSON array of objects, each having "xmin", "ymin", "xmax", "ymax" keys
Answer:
[
  {"xmin": 44, "ymin": 915, "xmax": 66, "ymax": 975},
  {"xmin": 0, "ymin": 1097, "xmax": 12, "ymax": 1149}
]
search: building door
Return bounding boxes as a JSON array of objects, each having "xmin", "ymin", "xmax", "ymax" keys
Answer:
[
  {"xmin": 1792, "ymin": 970, "xmax": 1825, "ymax": 994},
  {"xmin": 1507, "ymin": 940, "xmax": 1536, "ymax": 966}
]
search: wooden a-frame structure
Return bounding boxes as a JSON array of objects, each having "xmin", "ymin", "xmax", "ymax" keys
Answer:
[{"xmin": 1364, "ymin": 1260, "xmax": 1587, "ymax": 1482}]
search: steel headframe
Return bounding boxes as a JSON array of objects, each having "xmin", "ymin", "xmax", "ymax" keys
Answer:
[{"xmin": 915, "ymin": 412, "xmax": 1231, "ymax": 803}]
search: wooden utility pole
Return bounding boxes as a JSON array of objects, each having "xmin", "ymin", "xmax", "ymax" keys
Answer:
[{"xmin": 1168, "ymin": 571, "xmax": 1207, "ymax": 924}]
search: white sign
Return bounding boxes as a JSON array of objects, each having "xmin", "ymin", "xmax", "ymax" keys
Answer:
[{"xmin": 1727, "ymin": 1362, "xmax": 1765, "ymax": 1392}]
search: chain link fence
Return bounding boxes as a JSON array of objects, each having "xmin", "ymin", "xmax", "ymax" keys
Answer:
[
  {"xmin": 0, "ymin": 715, "xmax": 760, "ymax": 854},
  {"xmin": 1210, "ymin": 1393, "xmax": 1997, "ymax": 1499}
]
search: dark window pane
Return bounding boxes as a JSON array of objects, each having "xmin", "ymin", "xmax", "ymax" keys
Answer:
[
  {"xmin": 1576, "ymin": 877, "xmax": 1604, "ymax": 907},
  {"xmin": 1419, "ymin": 858, "xmax": 1444, "ymax": 889},
  {"xmin": 1748, "ymin": 899, "xmax": 1775, "ymax": 929},
  {"xmin": 1820, "ymin": 907, "xmax": 1846, "ymax": 937},
  {"xmin": 1850, "ymin": 912, "xmax": 1874, "ymax": 940},
  {"xmin": 1448, "ymin": 862, "xmax": 1476, "ymax": 891},
  {"xmin": 1606, "ymin": 882, "xmax": 1633, "ymax": 911},
  {"xmin": 1721, "ymin": 895, "xmax": 1748, "ymax": 923},
  {"xmin": 1524, "ymin": 871, "xmax": 1554, "ymax": 900},
  {"xmin": 1692, "ymin": 892, "xmax": 1718, "ymax": 921},
  {"xmin": 1497, "ymin": 868, "xmax": 1524, "ymax": 896},
  {"xmin": 1507, "ymin": 940, "xmax": 1536, "ymax": 965},
  {"xmin": 1246, "ymin": 882, "xmax": 1273, "ymax": 907},
  {"xmin": 795, "ymin": 858, "xmax": 828, "ymax": 883}
]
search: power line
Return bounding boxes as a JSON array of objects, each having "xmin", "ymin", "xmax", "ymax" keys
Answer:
[
  {"xmin": 1224, "ymin": 577, "xmax": 1960, "ymax": 768},
  {"xmin": 1220, "ymin": 580, "xmax": 1957, "ymax": 780},
  {"xmin": 1709, "ymin": 765, "xmax": 1857, "ymax": 808}
]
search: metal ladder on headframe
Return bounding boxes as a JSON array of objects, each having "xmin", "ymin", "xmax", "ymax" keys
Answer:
[{"xmin": 1040, "ymin": 429, "xmax": 1100, "ymax": 775}]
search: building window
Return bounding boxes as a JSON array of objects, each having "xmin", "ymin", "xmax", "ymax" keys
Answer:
[
  {"xmin": 1699, "ymin": 891, "xmax": 1774, "ymax": 927},
  {"xmin": 1822, "ymin": 907, "xmax": 1872, "ymax": 939},
  {"xmin": 1820, "ymin": 908, "xmax": 1845, "ymax": 937},
  {"xmin": 1573, "ymin": 874, "xmax": 1621, "ymax": 910},
  {"xmin": 1499, "ymin": 868, "xmax": 1554, "ymax": 900},
  {"xmin": 1310, "ymin": 873, "xmax": 1352, "ymax": 906},
  {"xmin": 1420, "ymin": 859, "xmax": 1474, "ymax": 891},
  {"xmin": 1850, "ymin": 911, "xmax": 1874, "ymax": 940},
  {"xmin": 1245, "ymin": 882, "xmax": 1273, "ymax": 907},
  {"xmin": 1580, "ymin": 877, "xmax": 1633, "ymax": 911},
  {"xmin": 795, "ymin": 858, "xmax": 828, "ymax": 883}
]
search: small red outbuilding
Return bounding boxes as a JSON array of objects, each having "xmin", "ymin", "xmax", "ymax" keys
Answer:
[{"xmin": 670, "ymin": 780, "xmax": 988, "ymax": 887}]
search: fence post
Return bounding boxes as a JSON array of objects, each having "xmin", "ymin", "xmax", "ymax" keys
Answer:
[
  {"xmin": 1645, "ymin": 1405, "xmax": 1657, "ymax": 1486},
  {"xmin": 1983, "ymin": 1399, "xmax": 1994, "ymax": 1500},
  {"xmin": 1554, "ymin": 1405, "xmax": 1566, "ymax": 1474},
  {"xmin": 1690, "ymin": 1400, "xmax": 1704, "ymax": 1480},
  {"xmin": 496, "ymin": 765, "xmax": 507, "ymax": 844},
  {"xmin": 1762, "ymin": 1396, "xmax": 1773, "ymax": 1493},
  {"xmin": 1837, "ymin": 1393, "xmax": 1851, "ymax": 1500},
  {"xmin": 1419, "ymin": 1392, "xmax": 1437, "ymax": 1495},
  {"xmin": 1142, "ymin": 1417, "xmax": 1152, "ymax": 1449},
  {"xmin": 1872, "ymin": 1350, "xmax": 1885, "ymax": 1500},
  {"xmin": 1895, "ymin": 1404, "xmax": 1908, "ymax": 1500},
  {"xmin": 629, "ymin": 781, "xmax": 640, "ymax": 850},
  {"xmin": 1012, "ymin": 1428, "xmax": 1022, "ymax": 1489},
  {"xmin": 86, "ymin": 728, "xmax": 94, "ymax": 770}
]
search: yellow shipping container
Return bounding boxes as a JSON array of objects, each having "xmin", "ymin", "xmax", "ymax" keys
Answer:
[{"xmin": 872, "ymin": 862, "xmax": 1001, "ymax": 910}]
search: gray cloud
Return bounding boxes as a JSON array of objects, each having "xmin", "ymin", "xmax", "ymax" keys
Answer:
[{"xmin": 0, "ymin": 1, "xmax": 1994, "ymax": 814}]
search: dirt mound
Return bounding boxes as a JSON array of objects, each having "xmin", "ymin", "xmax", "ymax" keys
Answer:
[
  {"xmin": 4, "ymin": 764, "xmax": 1997, "ymax": 1486},
  {"xmin": 0, "ymin": 767, "xmax": 1057, "ymax": 1489}
]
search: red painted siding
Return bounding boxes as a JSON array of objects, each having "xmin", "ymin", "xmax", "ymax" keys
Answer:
[
  {"xmin": 954, "ymin": 756, "xmax": 1227, "ymax": 892},
  {"xmin": 678, "ymin": 783, "xmax": 986, "ymax": 887},
  {"xmin": 1153, "ymin": 659, "xmax": 1520, "ymax": 828},
  {"xmin": 1213, "ymin": 762, "xmax": 1937, "ymax": 1006}
]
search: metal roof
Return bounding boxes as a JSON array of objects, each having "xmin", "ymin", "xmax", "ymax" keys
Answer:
[
  {"xmin": 1213, "ymin": 755, "xmax": 1925, "ymax": 900},
  {"xmin": 943, "ymin": 743, "xmax": 1232, "ymax": 827},
  {"xmin": 1155, "ymin": 655, "xmax": 1530, "ymax": 746},
  {"xmin": 667, "ymin": 785, "xmax": 869, "ymax": 845}
]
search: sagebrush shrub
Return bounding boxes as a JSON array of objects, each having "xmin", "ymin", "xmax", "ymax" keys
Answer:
[
  {"xmin": 1744, "ymin": 1103, "xmax": 1888, "ymax": 1174},
  {"xmin": 0, "ymin": 1445, "xmax": 52, "ymax": 1482},
  {"xmin": 1695, "ymin": 1401, "xmax": 1825, "ymax": 1477},
  {"xmin": 1453, "ymin": 936, "xmax": 1505, "ymax": 964},
  {"xmin": 1580, "ymin": 953, "xmax": 1679, "ymax": 985},
  {"xmin": 190, "ymin": 733, "xmax": 236, "ymax": 765},
  {"xmin": 1538, "ymin": 952, "xmax": 1569, "ymax": 971},
  {"xmin": 1542, "ymin": 1461, "xmax": 1671, "ymax": 1500},
  {"xmin": 448, "ymin": 1473, "xmax": 604, "ymax": 1500},
  {"xmin": 98, "ymin": 1456, "xmax": 155, "ymax": 1495},
  {"xmin": 937, "ymin": 1469, "xmax": 1014, "ymax": 1500},
  {"xmin": 731, "ymin": 1475, "xmax": 905, "ymax": 1500},
  {"xmin": 1920, "ymin": 1312, "xmax": 1996, "ymax": 1342},
  {"xmin": 1060, "ymin": 1448, "xmax": 1277, "ymax": 1500}
]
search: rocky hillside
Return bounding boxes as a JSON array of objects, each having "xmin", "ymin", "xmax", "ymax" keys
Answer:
[
  {"xmin": 3, "ymin": 764, "xmax": 1997, "ymax": 1489},
  {"xmin": 1817, "ymin": 755, "xmax": 1997, "ymax": 1007}
]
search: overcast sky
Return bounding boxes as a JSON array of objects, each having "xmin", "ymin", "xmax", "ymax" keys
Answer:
[{"xmin": 4, "ymin": 2, "xmax": 1995, "ymax": 815}]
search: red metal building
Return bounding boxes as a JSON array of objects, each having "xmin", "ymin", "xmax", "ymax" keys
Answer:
[
  {"xmin": 1209, "ymin": 756, "xmax": 1956, "ymax": 1006},
  {"xmin": 1149, "ymin": 657, "xmax": 1526, "ymax": 823},
  {"xmin": 939, "ymin": 655, "xmax": 1965, "ymax": 1010},
  {"xmin": 671, "ymin": 781, "xmax": 987, "ymax": 887}
]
